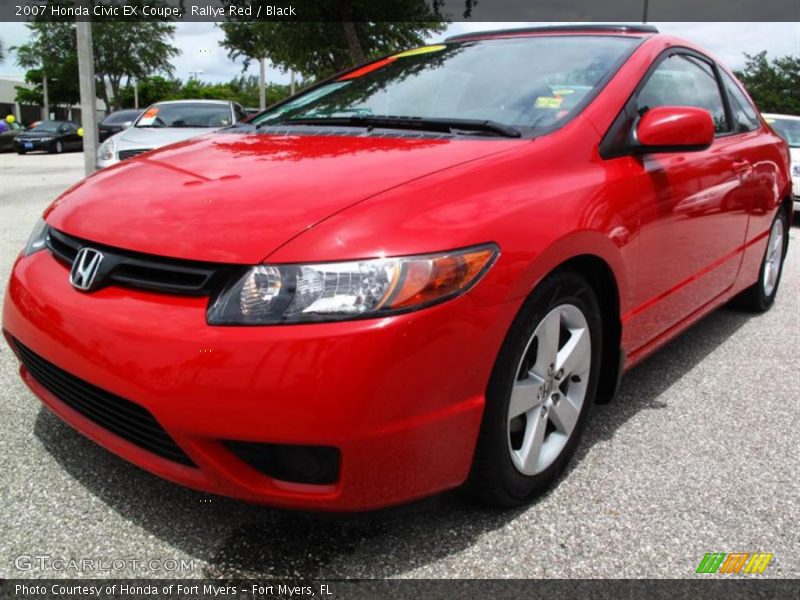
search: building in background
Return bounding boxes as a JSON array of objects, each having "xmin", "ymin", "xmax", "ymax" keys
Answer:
[{"xmin": 0, "ymin": 76, "xmax": 106, "ymax": 126}]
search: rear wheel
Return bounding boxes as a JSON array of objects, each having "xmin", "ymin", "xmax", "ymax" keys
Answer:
[
  {"xmin": 467, "ymin": 270, "xmax": 602, "ymax": 506},
  {"xmin": 734, "ymin": 209, "xmax": 788, "ymax": 312}
]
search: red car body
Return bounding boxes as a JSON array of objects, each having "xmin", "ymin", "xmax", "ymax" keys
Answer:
[{"xmin": 3, "ymin": 27, "xmax": 792, "ymax": 511}]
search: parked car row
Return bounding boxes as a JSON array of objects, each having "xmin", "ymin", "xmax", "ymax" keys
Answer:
[{"xmin": 3, "ymin": 101, "xmax": 247, "ymax": 160}]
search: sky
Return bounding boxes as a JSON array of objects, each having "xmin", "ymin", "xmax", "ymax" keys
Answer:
[{"xmin": 0, "ymin": 21, "xmax": 798, "ymax": 84}]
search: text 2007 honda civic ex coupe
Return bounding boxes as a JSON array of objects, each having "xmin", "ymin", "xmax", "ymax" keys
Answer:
[{"xmin": 3, "ymin": 26, "xmax": 792, "ymax": 510}]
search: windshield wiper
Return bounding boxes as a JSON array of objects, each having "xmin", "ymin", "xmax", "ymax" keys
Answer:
[{"xmin": 276, "ymin": 115, "xmax": 522, "ymax": 138}]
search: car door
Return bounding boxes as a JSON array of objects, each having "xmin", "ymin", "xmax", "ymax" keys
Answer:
[
  {"xmin": 625, "ymin": 51, "xmax": 749, "ymax": 349},
  {"xmin": 718, "ymin": 69, "xmax": 780, "ymax": 248}
]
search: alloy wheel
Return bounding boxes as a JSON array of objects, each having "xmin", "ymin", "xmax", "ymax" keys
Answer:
[
  {"xmin": 762, "ymin": 216, "xmax": 784, "ymax": 297},
  {"xmin": 507, "ymin": 304, "xmax": 591, "ymax": 476}
]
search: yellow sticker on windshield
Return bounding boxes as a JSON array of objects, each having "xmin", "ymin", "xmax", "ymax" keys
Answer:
[
  {"xmin": 535, "ymin": 96, "xmax": 563, "ymax": 109},
  {"xmin": 393, "ymin": 45, "xmax": 446, "ymax": 58}
]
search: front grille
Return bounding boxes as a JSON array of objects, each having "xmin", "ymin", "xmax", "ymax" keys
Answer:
[
  {"xmin": 118, "ymin": 148, "xmax": 149, "ymax": 160},
  {"xmin": 47, "ymin": 228, "xmax": 233, "ymax": 296},
  {"xmin": 13, "ymin": 339, "xmax": 195, "ymax": 467}
]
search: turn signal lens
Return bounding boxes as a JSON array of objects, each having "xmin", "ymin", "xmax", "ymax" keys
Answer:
[
  {"xmin": 23, "ymin": 218, "xmax": 49, "ymax": 256},
  {"xmin": 207, "ymin": 244, "xmax": 498, "ymax": 325}
]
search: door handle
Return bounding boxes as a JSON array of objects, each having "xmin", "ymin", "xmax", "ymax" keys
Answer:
[{"xmin": 731, "ymin": 159, "xmax": 752, "ymax": 176}]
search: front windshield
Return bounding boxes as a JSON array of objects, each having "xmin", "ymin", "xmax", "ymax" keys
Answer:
[
  {"xmin": 255, "ymin": 36, "xmax": 638, "ymax": 134},
  {"xmin": 136, "ymin": 103, "xmax": 232, "ymax": 128},
  {"xmin": 768, "ymin": 117, "xmax": 800, "ymax": 147},
  {"xmin": 31, "ymin": 121, "xmax": 62, "ymax": 133},
  {"xmin": 105, "ymin": 110, "xmax": 140, "ymax": 125}
]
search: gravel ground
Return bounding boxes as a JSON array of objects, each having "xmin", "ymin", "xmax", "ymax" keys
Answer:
[{"xmin": 1, "ymin": 152, "xmax": 798, "ymax": 579}]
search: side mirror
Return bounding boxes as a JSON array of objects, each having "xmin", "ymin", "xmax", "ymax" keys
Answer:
[{"xmin": 632, "ymin": 106, "xmax": 714, "ymax": 154}]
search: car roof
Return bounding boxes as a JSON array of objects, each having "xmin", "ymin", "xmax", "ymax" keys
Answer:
[
  {"xmin": 445, "ymin": 24, "xmax": 658, "ymax": 43},
  {"xmin": 762, "ymin": 113, "xmax": 800, "ymax": 121}
]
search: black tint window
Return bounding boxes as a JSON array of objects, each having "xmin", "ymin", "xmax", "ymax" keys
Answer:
[
  {"xmin": 637, "ymin": 54, "xmax": 729, "ymax": 134},
  {"xmin": 721, "ymin": 71, "xmax": 760, "ymax": 133}
]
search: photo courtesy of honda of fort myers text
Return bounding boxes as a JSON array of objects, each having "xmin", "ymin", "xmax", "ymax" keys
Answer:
[{"xmin": 0, "ymin": 0, "xmax": 799, "ymax": 598}]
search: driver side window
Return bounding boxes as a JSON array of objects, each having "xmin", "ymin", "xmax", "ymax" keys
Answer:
[{"xmin": 637, "ymin": 53, "xmax": 729, "ymax": 135}]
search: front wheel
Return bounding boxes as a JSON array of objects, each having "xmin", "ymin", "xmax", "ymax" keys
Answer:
[
  {"xmin": 467, "ymin": 270, "xmax": 603, "ymax": 507},
  {"xmin": 733, "ymin": 209, "xmax": 788, "ymax": 312},
  {"xmin": 51, "ymin": 140, "xmax": 63, "ymax": 154}
]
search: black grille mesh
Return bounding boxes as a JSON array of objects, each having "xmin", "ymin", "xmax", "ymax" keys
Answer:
[
  {"xmin": 118, "ymin": 148, "xmax": 149, "ymax": 160},
  {"xmin": 14, "ymin": 339, "xmax": 195, "ymax": 467}
]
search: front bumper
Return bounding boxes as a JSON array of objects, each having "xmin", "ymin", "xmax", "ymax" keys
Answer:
[
  {"xmin": 3, "ymin": 250, "xmax": 518, "ymax": 511},
  {"xmin": 15, "ymin": 139, "xmax": 53, "ymax": 151}
]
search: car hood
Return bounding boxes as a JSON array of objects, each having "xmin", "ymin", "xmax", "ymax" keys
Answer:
[
  {"xmin": 45, "ymin": 131, "xmax": 521, "ymax": 263},
  {"xmin": 113, "ymin": 126, "xmax": 219, "ymax": 149}
]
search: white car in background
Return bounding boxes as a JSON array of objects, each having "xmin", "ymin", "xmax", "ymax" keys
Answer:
[
  {"xmin": 763, "ymin": 113, "xmax": 800, "ymax": 211},
  {"xmin": 97, "ymin": 99, "xmax": 248, "ymax": 169}
]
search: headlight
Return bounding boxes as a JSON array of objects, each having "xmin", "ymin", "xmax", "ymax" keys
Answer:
[
  {"xmin": 792, "ymin": 163, "xmax": 800, "ymax": 177},
  {"xmin": 24, "ymin": 218, "xmax": 49, "ymax": 256},
  {"xmin": 207, "ymin": 244, "xmax": 498, "ymax": 325},
  {"xmin": 98, "ymin": 139, "xmax": 115, "ymax": 161}
]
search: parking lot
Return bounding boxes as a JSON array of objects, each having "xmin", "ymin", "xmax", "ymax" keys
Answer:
[{"xmin": 0, "ymin": 151, "xmax": 798, "ymax": 579}]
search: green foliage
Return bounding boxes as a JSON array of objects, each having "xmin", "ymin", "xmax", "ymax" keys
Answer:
[
  {"xmin": 734, "ymin": 51, "xmax": 800, "ymax": 115},
  {"xmin": 13, "ymin": 21, "xmax": 80, "ymax": 109},
  {"xmin": 219, "ymin": 1, "xmax": 448, "ymax": 81},
  {"xmin": 12, "ymin": 1, "xmax": 179, "ymax": 111},
  {"xmin": 116, "ymin": 75, "xmax": 183, "ymax": 107},
  {"xmin": 115, "ymin": 75, "xmax": 292, "ymax": 110}
]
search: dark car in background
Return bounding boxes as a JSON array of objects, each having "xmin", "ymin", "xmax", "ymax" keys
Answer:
[
  {"xmin": 14, "ymin": 120, "xmax": 83, "ymax": 154},
  {"xmin": 98, "ymin": 109, "xmax": 143, "ymax": 142},
  {"xmin": 0, "ymin": 121, "xmax": 24, "ymax": 152}
]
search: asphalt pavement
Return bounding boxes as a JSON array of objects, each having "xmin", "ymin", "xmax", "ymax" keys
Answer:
[{"xmin": 0, "ymin": 152, "xmax": 798, "ymax": 579}]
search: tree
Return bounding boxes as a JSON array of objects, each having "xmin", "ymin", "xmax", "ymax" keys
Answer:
[
  {"xmin": 218, "ymin": 21, "xmax": 273, "ymax": 109},
  {"xmin": 734, "ymin": 51, "xmax": 800, "ymax": 115},
  {"xmin": 13, "ymin": 22, "xmax": 80, "ymax": 113},
  {"xmin": 116, "ymin": 75, "xmax": 183, "ymax": 108},
  {"xmin": 219, "ymin": 1, "xmax": 448, "ymax": 83},
  {"xmin": 90, "ymin": 1, "xmax": 180, "ymax": 111},
  {"xmin": 13, "ymin": 1, "xmax": 179, "ymax": 112}
]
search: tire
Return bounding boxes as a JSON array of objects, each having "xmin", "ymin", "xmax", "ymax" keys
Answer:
[
  {"xmin": 467, "ymin": 270, "xmax": 603, "ymax": 507},
  {"xmin": 733, "ymin": 208, "xmax": 788, "ymax": 312},
  {"xmin": 51, "ymin": 140, "xmax": 63, "ymax": 154},
  {"xmin": 16, "ymin": 149, "xmax": 26, "ymax": 155}
]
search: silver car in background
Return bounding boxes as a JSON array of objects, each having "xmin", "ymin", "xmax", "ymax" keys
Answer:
[
  {"xmin": 762, "ymin": 113, "xmax": 800, "ymax": 212},
  {"xmin": 97, "ymin": 99, "xmax": 248, "ymax": 169}
]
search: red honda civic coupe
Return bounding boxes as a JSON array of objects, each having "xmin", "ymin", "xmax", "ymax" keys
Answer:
[{"xmin": 3, "ymin": 25, "xmax": 791, "ymax": 511}]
